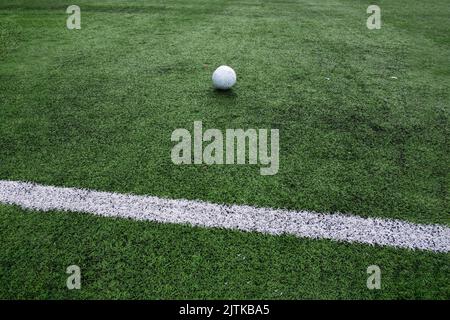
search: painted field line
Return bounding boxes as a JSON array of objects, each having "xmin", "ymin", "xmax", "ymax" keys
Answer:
[{"xmin": 0, "ymin": 180, "xmax": 449, "ymax": 252}]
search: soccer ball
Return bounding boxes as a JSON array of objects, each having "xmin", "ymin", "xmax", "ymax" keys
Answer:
[{"xmin": 212, "ymin": 65, "xmax": 236, "ymax": 90}]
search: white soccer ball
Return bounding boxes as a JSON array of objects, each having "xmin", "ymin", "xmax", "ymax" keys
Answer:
[{"xmin": 212, "ymin": 65, "xmax": 236, "ymax": 90}]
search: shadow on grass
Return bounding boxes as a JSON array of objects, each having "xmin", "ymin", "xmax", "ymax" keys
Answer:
[{"xmin": 209, "ymin": 88, "xmax": 238, "ymax": 100}]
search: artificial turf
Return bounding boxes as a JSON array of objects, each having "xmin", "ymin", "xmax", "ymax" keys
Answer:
[
  {"xmin": 0, "ymin": 0, "xmax": 449, "ymax": 299},
  {"xmin": 0, "ymin": 204, "xmax": 449, "ymax": 299}
]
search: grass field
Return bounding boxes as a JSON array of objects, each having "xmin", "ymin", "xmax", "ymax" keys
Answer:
[{"xmin": 0, "ymin": 0, "xmax": 449, "ymax": 299}]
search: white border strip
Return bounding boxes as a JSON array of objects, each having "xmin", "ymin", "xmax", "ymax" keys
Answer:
[{"xmin": 0, "ymin": 180, "xmax": 449, "ymax": 252}]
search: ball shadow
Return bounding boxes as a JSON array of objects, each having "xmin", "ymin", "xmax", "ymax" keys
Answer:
[{"xmin": 209, "ymin": 88, "xmax": 238, "ymax": 99}]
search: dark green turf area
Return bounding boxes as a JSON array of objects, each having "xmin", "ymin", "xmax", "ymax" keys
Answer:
[
  {"xmin": 0, "ymin": 0, "xmax": 448, "ymax": 225},
  {"xmin": 0, "ymin": 0, "xmax": 449, "ymax": 299},
  {"xmin": 0, "ymin": 204, "xmax": 449, "ymax": 299}
]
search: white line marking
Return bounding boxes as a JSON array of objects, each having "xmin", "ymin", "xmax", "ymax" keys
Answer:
[{"xmin": 0, "ymin": 180, "xmax": 448, "ymax": 252}]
